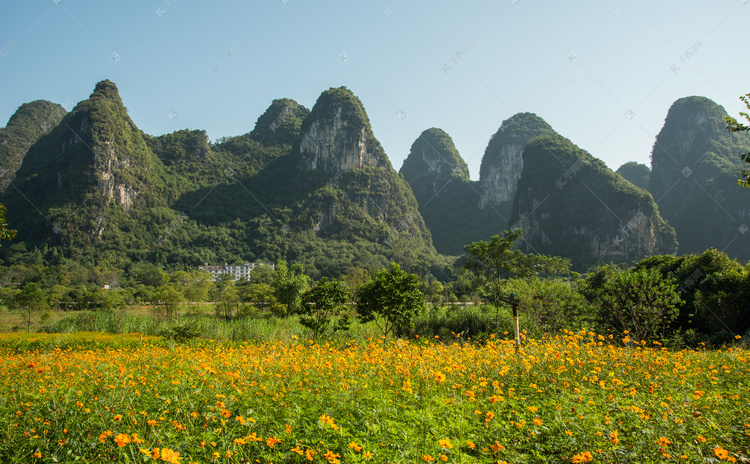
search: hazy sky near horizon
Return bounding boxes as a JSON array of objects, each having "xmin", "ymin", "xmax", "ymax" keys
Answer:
[{"xmin": 1, "ymin": 0, "xmax": 748, "ymax": 179}]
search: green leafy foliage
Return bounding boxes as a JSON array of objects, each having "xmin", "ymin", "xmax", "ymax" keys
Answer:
[
  {"xmin": 271, "ymin": 260, "xmax": 309, "ymax": 315},
  {"xmin": 299, "ymin": 277, "xmax": 350, "ymax": 339},
  {"xmin": 464, "ymin": 229, "xmax": 570, "ymax": 303},
  {"xmin": 153, "ymin": 283, "xmax": 185, "ymax": 320},
  {"xmin": 584, "ymin": 266, "xmax": 683, "ymax": 341},
  {"xmin": 726, "ymin": 92, "xmax": 750, "ymax": 187},
  {"xmin": 12, "ymin": 282, "xmax": 50, "ymax": 332},
  {"xmin": 356, "ymin": 263, "xmax": 425, "ymax": 338}
]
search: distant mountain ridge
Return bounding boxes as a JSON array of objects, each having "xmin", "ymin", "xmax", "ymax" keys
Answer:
[
  {"xmin": 0, "ymin": 82, "xmax": 445, "ymax": 277},
  {"xmin": 1, "ymin": 81, "xmax": 748, "ymax": 274}
]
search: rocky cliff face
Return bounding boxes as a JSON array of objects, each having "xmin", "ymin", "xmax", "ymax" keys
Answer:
[
  {"xmin": 0, "ymin": 100, "xmax": 66, "ymax": 192},
  {"xmin": 280, "ymin": 87, "xmax": 440, "ymax": 264},
  {"xmin": 297, "ymin": 87, "xmax": 390, "ymax": 174},
  {"xmin": 649, "ymin": 96, "xmax": 750, "ymax": 260},
  {"xmin": 7, "ymin": 80, "xmax": 164, "ymax": 244},
  {"xmin": 478, "ymin": 113, "xmax": 556, "ymax": 213},
  {"xmin": 511, "ymin": 134, "xmax": 676, "ymax": 271},
  {"xmin": 399, "ymin": 128, "xmax": 470, "ymax": 204}
]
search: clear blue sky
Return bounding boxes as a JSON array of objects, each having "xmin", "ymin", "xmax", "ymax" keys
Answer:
[{"xmin": 1, "ymin": 0, "xmax": 748, "ymax": 179}]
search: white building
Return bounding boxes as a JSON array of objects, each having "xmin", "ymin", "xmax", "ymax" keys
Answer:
[{"xmin": 198, "ymin": 262, "xmax": 274, "ymax": 282}]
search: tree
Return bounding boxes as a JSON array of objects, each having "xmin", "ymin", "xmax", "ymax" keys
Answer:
[
  {"xmin": 0, "ymin": 204, "xmax": 16, "ymax": 243},
  {"xmin": 271, "ymin": 260, "xmax": 309, "ymax": 315},
  {"xmin": 13, "ymin": 282, "xmax": 49, "ymax": 332},
  {"xmin": 726, "ymin": 93, "xmax": 750, "ymax": 187},
  {"xmin": 249, "ymin": 264, "xmax": 276, "ymax": 285},
  {"xmin": 213, "ymin": 277, "xmax": 239, "ymax": 319},
  {"xmin": 464, "ymin": 229, "xmax": 570, "ymax": 310},
  {"xmin": 154, "ymin": 284, "xmax": 185, "ymax": 320},
  {"xmin": 299, "ymin": 278, "xmax": 350, "ymax": 339},
  {"xmin": 172, "ymin": 270, "xmax": 213, "ymax": 303},
  {"xmin": 588, "ymin": 267, "xmax": 683, "ymax": 341},
  {"xmin": 356, "ymin": 263, "xmax": 424, "ymax": 339}
]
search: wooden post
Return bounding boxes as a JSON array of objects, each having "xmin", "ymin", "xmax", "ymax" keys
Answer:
[
  {"xmin": 495, "ymin": 293, "xmax": 520, "ymax": 350},
  {"xmin": 512, "ymin": 300, "xmax": 520, "ymax": 350}
]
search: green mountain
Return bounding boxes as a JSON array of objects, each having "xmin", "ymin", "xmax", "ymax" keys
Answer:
[
  {"xmin": 616, "ymin": 162, "xmax": 650, "ymax": 191},
  {"xmin": 399, "ymin": 114, "xmax": 557, "ymax": 256},
  {"xmin": 1, "ymin": 83, "xmax": 445, "ymax": 277},
  {"xmin": 511, "ymin": 133, "xmax": 677, "ymax": 271},
  {"xmin": 399, "ymin": 128, "xmax": 490, "ymax": 256},
  {"xmin": 649, "ymin": 96, "xmax": 750, "ymax": 260},
  {"xmin": 0, "ymin": 100, "xmax": 66, "ymax": 192},
  {"xmin": 400, "ymin": 127, "xmax": 470, "ymax": 205},
  {"xmin": 4, "ymin": 80, "xmax": 166, "ymax": 256},
  {"xmin": 478, "ymin": 113, "xmax": 557, "ymax": 219}
]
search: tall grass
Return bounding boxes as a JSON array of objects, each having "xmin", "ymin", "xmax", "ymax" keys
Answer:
[{"xmin": 39, "ymin": 307, "xmax": 386, "ymax": 343}]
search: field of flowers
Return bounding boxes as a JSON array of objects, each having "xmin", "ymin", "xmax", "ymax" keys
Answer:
[{"xmin": 0, "ymin": 331, "xmax": 748, "ymax": 463}]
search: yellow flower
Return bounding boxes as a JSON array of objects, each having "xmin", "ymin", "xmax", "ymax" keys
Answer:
[
  {"xmin": 438, "ymin": 438, "xmax": 453, "ymax": 449},
  {"xmin": 348, "ymin": 442, "xmax": 363, "ymax": 451}
]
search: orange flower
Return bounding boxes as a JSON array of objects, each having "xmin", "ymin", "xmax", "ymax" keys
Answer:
[
  {"xmin": 657, "ymin": 437, "xmax": 672, "ymax": 447},
  {"xmin": 571, "ymin": 451, "xmax": 593, "ymax": 463},
  {"xmin": 421, "ymin": 455, "xmax": 435, "ymax": 462},
  {"xmin": 610, "ymin": 430, "xmax": 619, "ymax": 445},
  {"xmin": 533, "ymin": 418, "xmax": 543, "ymax": 426},
  {"xmin": 490, "ymin": 441, "xmax": 505, "ymax": 452},
  {"xmin": 113, "ymin": 414, "xmax": 123, "ymax": 422},
  {"xmin": 714, "ymin": 447, "xmax": 729, "ymax": 460},
  {"xmin": 114, "ymin": 433, "xmax": 131, "ymax": 447},
  {"xmin": 323, "ymin": 450, "xmax": 341, "ymax": 464},
  {"xmin": 159, "ymin": 448, "xmax": 182, "ymax": 464},
  {"xmin": 434, "ymin": 372, "xmax": 446, "ymax": 383},
  {"xmin": 266, "ymin": 436, "xmax": 281, "ymax": 448},
  {"xmin": 348, "ymin": 442, "xmax": 363, "ymax": 451}
]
